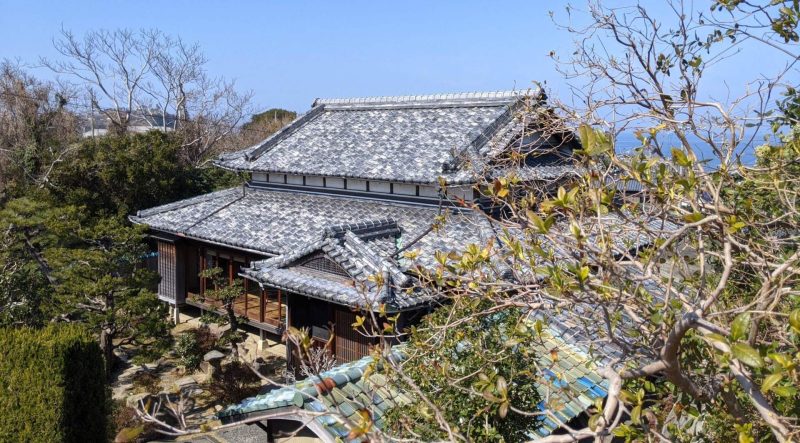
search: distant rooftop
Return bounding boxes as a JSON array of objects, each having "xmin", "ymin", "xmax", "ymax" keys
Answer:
[{"xmin": 80, "ymin": 110, "xmax": 177, "ymax": 137}]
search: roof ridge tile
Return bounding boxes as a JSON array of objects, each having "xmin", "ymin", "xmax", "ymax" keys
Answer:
[{"xmin": 314, "ymin": 90, "xmax": 533, "ymax": 107}]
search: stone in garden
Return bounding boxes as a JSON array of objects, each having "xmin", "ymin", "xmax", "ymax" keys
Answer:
[
  {"xmin": 203, "ymin": 350, "xmax": 225, "ymax": 362},
  {"xmin": 199, "ymin": 361, "xmax": 217, "ymax": 377},
  {"xmin": 174, "ymin": 375, "xmax": 197, "ymax": 390}
]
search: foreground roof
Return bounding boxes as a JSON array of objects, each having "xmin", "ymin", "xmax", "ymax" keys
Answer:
[
  {"xmin": 215, "ymin": 91, "xmax": 539, "ymax": 184},
  {"xmin": 217, "ymin": 326, "xmax": 608, "ymax": 440}
]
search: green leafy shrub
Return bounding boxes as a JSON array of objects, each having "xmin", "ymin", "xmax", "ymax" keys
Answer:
[
  {"xmin": 385, "ymin": 299, "xmax": 542, "ymax": 442},
  {"xmin": 175, "ymin": 326, "xmax": 220, "ymax": 372},
  {"xmin": 0, "ymin": 324, "xmax": 108, "ymax": 442},
  {"xmin": 174, "ymin": 331, "xmax": 203, "ymax": 370},
  {"xmin": 198, "ymin": 310, "xmax": 223, "ymax": 326}
]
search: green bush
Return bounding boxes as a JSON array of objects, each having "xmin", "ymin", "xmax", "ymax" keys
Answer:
[
  {"xmin": 385, "ymin": 299, "xmax": 543, "ymax": 442},
  {"xmin": 175, "ymin": 330, "xmax": 203, "ymax": 370},
  {"xmin": 0, "ymin": 324, "xmax": 108, "ymax": 442}
]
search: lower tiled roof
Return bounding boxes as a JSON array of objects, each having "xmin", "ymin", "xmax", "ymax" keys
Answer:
[
  {"xmin": 217, "ymin": 324, "xmax": 608, "ymax": 440},
  {"xmin": 130, "ymin": 186, "xmax": 497, "ymax": 309},
  {"xmin": 131, "ymin": 185, "xmax": 493, "ymax": 260}
]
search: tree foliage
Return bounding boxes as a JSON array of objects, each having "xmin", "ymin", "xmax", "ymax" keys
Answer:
[
  {"xmin": 364, "ymin": 2, "xmax": 800, "ymax": 442},
  {"xmin": 198, "ymin": 267, "xmax": 245, "ymax": 357},
  {"xmin": 385, "ymin": 299, "xmax": 542, "ymax": 442},
  {"xmin": 0, "ymin": 324, "xmax": 108, "ymax": 442},
  {"xmin": 48, "ymin": 131, "xmax": 240, "ymax": 217},
  {"xmin": 0, "ymin": 197, "xmax": 170, "ymax": 374}
]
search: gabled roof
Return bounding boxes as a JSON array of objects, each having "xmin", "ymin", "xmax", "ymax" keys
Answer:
[
  {"xmin": 241, "ymin": 219, "xmax": 431, "ymax": 310},
  {"xmin": 215, "ymin": 91, "xmax": 543, "ymax": 184}
]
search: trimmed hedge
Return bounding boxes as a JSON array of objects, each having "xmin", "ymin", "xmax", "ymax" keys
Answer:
[{"xmin": 0, "ymin": 324, "xmax": 108, "ymax": 442}]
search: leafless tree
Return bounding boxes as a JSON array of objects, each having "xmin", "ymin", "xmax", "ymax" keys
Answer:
[
  {"xmin": 134, "ymin": 388, "xmax": 200, "ymax": 436},
  {"xmin": 43, "ymin": 28, "xmax": 253, "ymax": 165},
  {"xmin": 0, "ymin": 60, "xmax": 79, "ymax": 191},
  {"xmin": 43, "ymin": 28, "xmax": 158, "ymax": 134},
  {"xmin": 366, "ymin": 2, "xmax": 800, "ymax": 442}
]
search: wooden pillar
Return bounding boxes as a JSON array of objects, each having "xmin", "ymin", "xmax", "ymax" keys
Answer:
[
  {"xmin": 199, "ymin": 248, "xmax": 206, "ymax": 297},
  {"xmin": 285, "ymin": 294, "xmax": 292, "ymax": 370},
  {"xmin": 277, "ymin": 289, "xmax": 282, "ymax": 324},
  {"xmin": 260, "ymin": 288, "xmax": 266, "ymax": 323},
  {"xmin": 244, "ymin": 278, "xmax": 249, "ymax": 315},
  {"xmin": 213, "ymin": 250, "xmax": 219, "ymax": 290}
]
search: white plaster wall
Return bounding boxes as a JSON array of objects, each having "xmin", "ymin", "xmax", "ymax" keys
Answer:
[
  {"xmin": 418, "ymin": 185, "xmax": 439, "ymax": 198},
  {"xmin": 347, "ymin": 179, "xmax": 368, "ymax": 191},
  {"xmin": 305, "ymin": 176, "xmax": 324, "ymax": 187},
  {"xmin": 393, "ymin": 183, "xmax": 417, "ymax": 196},
  {"xmin": 287, "ymin": 174, "xmax": 304, "ymax": 185},
  {"xmin": 326, "ymin": 177, "xmax": 345, "ymax": 189},
  {"xmin": 370, "ymin": 181, "xmax": 391, "ymax": 193}
]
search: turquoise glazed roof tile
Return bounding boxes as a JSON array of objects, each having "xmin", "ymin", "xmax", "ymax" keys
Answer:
[{"xmin": 219, "ymin": 323, "xmax": 608, "ymax": 440}]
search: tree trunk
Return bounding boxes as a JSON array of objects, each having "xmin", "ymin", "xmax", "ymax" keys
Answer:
[
  {"xmin": 100, "ymin": 326, "xmax": 115, "ymax": 379},
  {"xmin": 226, "ymin": 302, "xmax": 239, "ymax": 358},
  {"xmin": 102, "ymin": 290, "xmax": 116, "ymax": 379}
]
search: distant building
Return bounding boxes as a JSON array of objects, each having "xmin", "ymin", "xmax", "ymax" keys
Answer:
[{"xmin": 80, "ymin": 111, "xmax": 177, "ymax": 137}]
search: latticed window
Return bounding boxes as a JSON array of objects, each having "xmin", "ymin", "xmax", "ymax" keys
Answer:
[
  {"xmin": 293, "ymin": 252, "xmax": 351, "ymax": 280},
  {"xmin": 157, "ymin": 241, "xmax": 176, "ymax": 301}
]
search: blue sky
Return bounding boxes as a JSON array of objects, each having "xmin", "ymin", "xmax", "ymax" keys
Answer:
[{"xmin": 1, "ymin": 0, "xmax": 796, "ymax": 114}]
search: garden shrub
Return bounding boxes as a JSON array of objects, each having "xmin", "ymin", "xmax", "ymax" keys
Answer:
[
  {"xmin": 207, "ymin": 361, "xmax": 261, "ymax": 404},
  {"xmin": 0, "ymin": 324, "xmax": 108, "ymax": 442},
  {"xmin": 132, "ymin": 371, "xmax": 161, "ymax": 395},
  {"xmin": 192, "ymin": 325, "xmax": 218, "ymax": 354},
  {"xmin": 174, "ymin": 331, "xmax": 203, "ymax": 370},
  {"xmin": 175, "ymin": 326, "xmax": 219, "ymax": 371}
]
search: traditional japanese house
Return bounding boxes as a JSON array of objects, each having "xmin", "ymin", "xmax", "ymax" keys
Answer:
[{"xmin": 130, "ymin": 90, "xmax": 579, "ymax": 366}]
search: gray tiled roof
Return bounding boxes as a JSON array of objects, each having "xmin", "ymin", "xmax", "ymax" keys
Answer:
[
  {"xmin": 492, "ymin": 163, "xmax": 581, "ymax": 181},
  {"xmin": 215, "ymin": 91, "xmax": 539, "ymax": 184},
  {"xmin": 240, "ymin": 219, "xmax": 431, "ymax": 310},
  {"xmin": 131, "ymin": 186, "xmax": 491, "ymax": 257},
  {"xmin": 131, "ymin": 186, "xmax": 496, "ymax": 308}
]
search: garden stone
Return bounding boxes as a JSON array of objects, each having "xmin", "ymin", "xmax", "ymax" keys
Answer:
[
  {"xmin": 203, "ymin": 350, "xmax": 225, "ymax": 362},
  {"xmin": 113, "ymin": 348, "xmax": 129, "ymax": 363},
  {"xmin": 174, "ymin": 375, "xmax": 197, "ymax": 391},
  {"xmin": 199, "ymin": 361, "xmax": 216, "ymax": 378}
]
